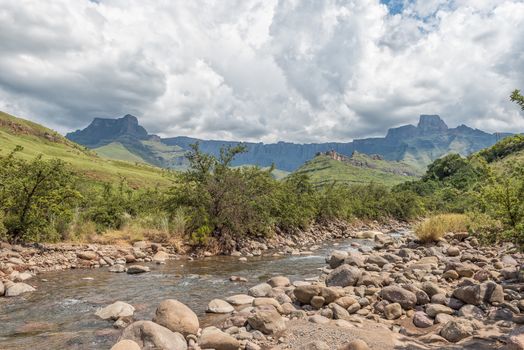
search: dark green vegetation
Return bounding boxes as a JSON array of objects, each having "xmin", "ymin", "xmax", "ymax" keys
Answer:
[
  {"xmin": 295, "ymin": 151, "xmax": 421, "ymax": 187},
  {"xmin": 398, "ymin": 134, "xmax": 524, "ymax": 246},
  {"xmin": 68, "ymin": 114, "xmax": 508, "ymax": 172}
]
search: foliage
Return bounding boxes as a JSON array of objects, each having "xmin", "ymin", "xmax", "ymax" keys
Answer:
[
  {"xmin": 415, "ymin": 214, "xmax": 470, "ymax": 242},
  {"xmin": 477, "ymin": 134, "xmax": 524, "ymax": 163},
  {"xmin": 511, "ymin": 89, "xmax": 524, "ymax": 111},
  {"xmin": 0, "ymin": 147, "xmax": 82, "ymax": 242}
]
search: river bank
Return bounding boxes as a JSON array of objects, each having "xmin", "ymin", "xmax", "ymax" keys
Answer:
[
  {"xmin": 102, "ymin": 228, "xmax": 524, "ymax": 350},
  {"xmin": 0, "ymin": 219, "xmax": 407, "ymax": 297}
]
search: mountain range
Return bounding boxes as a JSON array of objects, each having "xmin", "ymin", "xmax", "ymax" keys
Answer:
[{"xmin": 66, "ymin": 114, "xmax": 512, "ymax": 172}]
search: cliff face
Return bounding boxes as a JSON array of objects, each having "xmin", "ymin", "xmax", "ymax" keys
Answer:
[
  {"xmin": 66, "ymin": 114, "xmax": 511, "ymax": 171},
  {"xmin": 66, "ymin": 114, "xmax": 149, "ymax": 148}
]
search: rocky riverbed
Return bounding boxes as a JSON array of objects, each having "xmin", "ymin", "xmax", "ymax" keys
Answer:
[
  {"xmin": 103, "ymin": 229, "xmax": 524, "ymax": 350},
  {"xmin": 0, "ymin": 220, "xmax": 403, "ymax": 298},
  {"xmin": 2, "ymin": 223, "xmax": 523, "ymax": 349}
]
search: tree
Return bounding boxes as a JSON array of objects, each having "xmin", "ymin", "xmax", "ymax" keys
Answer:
[
  {"xmin": 0, "ymin": 148, "xmax": 82, "ymax": 242},
  {"xmin": 511, "ymin": 89, "xmax": 524, "ymax": 111}
]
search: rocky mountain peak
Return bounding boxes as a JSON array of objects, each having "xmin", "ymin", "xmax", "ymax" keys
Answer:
[
  {"xmin": 417, "ymin": 114, "xmax": 448, "ymax": 134},
  {"xmin": 66, "ymin": 114, "xmax": 149, "ymax": 147}
]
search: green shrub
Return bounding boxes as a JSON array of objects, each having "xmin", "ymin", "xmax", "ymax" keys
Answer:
[{"xmin": 0, "ymin": 148, "xmax": 82, "ymax": 242}]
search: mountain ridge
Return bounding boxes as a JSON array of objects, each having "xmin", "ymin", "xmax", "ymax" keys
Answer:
[{"xmin": 66, "ymin": 114, "xmax": 513, "ymax": 171}]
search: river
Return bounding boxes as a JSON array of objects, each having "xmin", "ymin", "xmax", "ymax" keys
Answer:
[{"xmin": 0, "ymin": 238, "xmax": 376, "ymax": 349}]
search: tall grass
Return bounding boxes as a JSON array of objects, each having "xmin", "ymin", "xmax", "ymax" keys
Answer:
[{"xmin": 415, "ymin": 213, "xmax": 469, "ymax": 242}]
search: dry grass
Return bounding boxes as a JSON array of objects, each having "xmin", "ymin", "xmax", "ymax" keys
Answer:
[{"xmin": 415, "ymin": 213, "xmax": 470, "ymax": 242}]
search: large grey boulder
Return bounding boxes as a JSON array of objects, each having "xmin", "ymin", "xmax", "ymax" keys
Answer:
[
  {"xmin": 199, "ymin": 326, "xmax": 239, "ymax": 350},
  {"xmin": 120, "ymin": 320, "xmax": 187, "ymax": 350},
  {"xmin": 111, "ymin": 340, "xmax": 141, "ymax": 350},
  {"xmin": 225, "ymin": 294, "xmax": 254, "ymax": 305},
  {"xmin": 294, "ymin": 284, "xmax": 321, "ymax": 304},
  {"xmin": 5, "ymin": 282, "xmax": 35, "ymax": 297},
  {"xmin": 380, "ymin": 285, "xmax": 417, "ymax": 310},
  {"xmin": 126, "ymin": 265, "xmax": 150, "ymax": 274},
  {"xmin": 247, "ymin": 309, "xmax": 286, "ymax": 335},
  {"xmin": 95, "ymin": 301, "xmax": 135, "ymax": 320},
  {"xmin": 248, "ymin": 283, "xmax": 272, "ymax": 297},
  {"xmin": 328, "ymin": 250, "xmax": 348, "ymax": 269},
  {"xmin": 152, "ymin": 299, "xmax": 199, "ymax": 337},
  {"xmin": 440, "ymin": 319, "xmax": 475, "ymax": 342},
  {"xmin": 326, "ymin": 264, "xmax": 362, "ymax": 287},
  {"xmin": 206, "ymin": 299, "xmax": 234, "ymax": 313}
]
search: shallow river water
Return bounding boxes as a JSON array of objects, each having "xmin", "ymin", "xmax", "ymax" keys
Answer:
[{"xmin": 0, "ymin": 238, "xmax": 376, "ymax": 349}]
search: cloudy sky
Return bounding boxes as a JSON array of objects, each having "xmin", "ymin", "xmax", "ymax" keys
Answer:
[{"xmin": 0, "ymin": 0, "xmax": 523, "ymax": 143}]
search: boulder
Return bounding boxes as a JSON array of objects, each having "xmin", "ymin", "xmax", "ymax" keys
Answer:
[
  {"xmin": 321, "ymin": 286, "xmax": 345, "ymax": 303},
  {"xmin": 267, "ymin": 276, "xmax": 290, "ymax": 288},
  {"xmin": 380, "ymin": 286, "xmax": 417, "ymax": 310},
  {"xmin": 506, "ymin": 326, "xmax": 524, "ymax": 350},
  {"xmin": 248, "ymin": 283, "xmax": 272, "ymax": 297},
  {"xmin": 330, "ymin": 303, "xmax": 350, "ymax": 320},
  {"xmin": 126, "ymin": 265, "xmax": 150, "ymax": 274},
  {"xmin": 426, "ymin": 304, "xmax": 454, "ymax": 318},
  {"xmin": 458, "ymin": 304, "xmax": 484, "ymax": 319},
  {"xmin": 447, "ymin": 246, "xmax": 460, "ymax": 257},
  {"xmin": 95, "ymin": 301, "xmax": 135, "ymax": 320},
  {"xmin": 355, "ymin": 230, "xmax": 382, "ymax": 239},
  {"xmin": 225, "ymin": 294, "xmax": 254, "ymax": 305},
  {"xmin": 328, "ymin": 250, "xmax": 348, "ymax": 269},
  {"xmin": 0, "ymin": 281, "xmax": 4, "ymax": 296},
  {"xmin": 206, "ymin": 299, "xmax": 234, "ymax": 314},
  {"xmin": 338, "ymin": 339, "xmax": 370, "ymax": 350},
  {"xmin": 365, "ymin": 255, "xmax": 389, "ymax": 268},
  {"xmin": 384, "ymin": 303, "xmax": 402, "ymax": 320},
  {"xmin": 305, "ymin": 341, "xmax": 330, "ymax": 350},
  {"xmin": 413, "ymin": 311, "xmax": 433, "ymax": 328},
  {"xmin": 109, "ymin": 264, "xmax": 126, "ymax": 273},
  {"xmin": 440, "ymin": 319, "xmax": 475, "ymax": 342},
  {"xmin": 247, "ymin": 309, "xmax": 286, "ymax": 335},
  {"xmin": 199, "ymin": 326, "xmax": 239, "ymax": 350},
  {"xmin": 119, "ymin": 320, "xmax": 187, "ymax": 350},
  {"xmin": 111, "ymin": 340, "xmax": 141, "ymax": 350},
  {"xmin": 294, "ymin": 284, "xmax": 321, "ymax": 304},
  {"xmin": 453, "ymin": 284, "xmax": 484, "ymax": 305},
  {"xmin": 152, "ymin": 251, "xmax": 170, "ymax": 263},
  {"xmin": 5, "ymin": 282, "xmax": 35, "ymax": 297},
  {"xmin": 335, "ymin": 296, "xmax": 358, "ymax": 309},
  {"xmin": 77, "ymin": 251, "xmax": 98, "ymax": 260},
  {"xmin": 345, "ymin": 252, "xmax": 365, "ymax": 267},
  {"xmin": 152, "ymin": 299, "xmax": 199, "ymax": 337},
  {"xmin": 326, "ymin": 264, "xmax": 362, "ymax": 287}
]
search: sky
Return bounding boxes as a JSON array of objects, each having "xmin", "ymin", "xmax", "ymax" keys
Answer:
[{"xmin": 0, "ymin": 0, "xmax": 523, "ymax": 143}]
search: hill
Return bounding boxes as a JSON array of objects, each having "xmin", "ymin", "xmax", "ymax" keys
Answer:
[
  {"xmin": 67, "ymin": 114, "xmax": 511, "ymax": 172},
  {"xmin": 294, "ymin": 151, "xmax": 421, "ymax": 187},
  {"xmin": 0, "ymin": 111, "xmax": 171, "ymax": 188}
]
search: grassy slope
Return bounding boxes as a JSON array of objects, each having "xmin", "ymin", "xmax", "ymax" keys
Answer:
[
  {"xmin": 94, "ymin": 142, "xmax": 147, "ymax": 163},
  {"xmin": 0, "ymin": 111, "xmax": 172, "ymax": 188},
  {"xmin": 295, "ymin": 154, "xmax": 420, "ymax": 187}
]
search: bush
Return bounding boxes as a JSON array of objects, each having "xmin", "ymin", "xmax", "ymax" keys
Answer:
[
  {"xmin": 0, "ymin": 148, "xmax": 82, "ymax": 242},
  {"xmin": 466, "ymin": 212, "xmax": 504, "ymax": 245},
  {"xmin": 415, "ymin": 214, "xmax": 470, "ymax": 242}
]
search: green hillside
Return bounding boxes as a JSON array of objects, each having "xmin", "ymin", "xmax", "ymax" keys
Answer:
[
  {"xmin": 0, "ymin": 111, "xmax": 172, "ymax": 188},
  {"xmin": 94, "ymin": 142, "xmax": 148, "ymax": 163},
  {"xmin": 295, "ymin": 152, "xmax": 421, "ymax": 187}
]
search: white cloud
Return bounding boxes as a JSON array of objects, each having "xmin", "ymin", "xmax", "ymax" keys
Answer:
[{"xmin": 0, "ymin": 0, "xmax": 523, "ymax": 142}]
